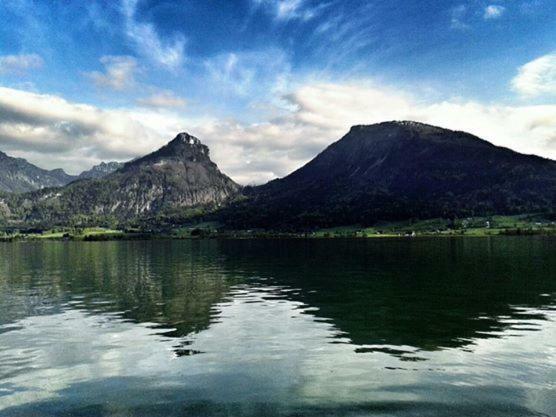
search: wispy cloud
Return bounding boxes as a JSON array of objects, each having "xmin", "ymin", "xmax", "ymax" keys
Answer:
[
  {"xmin": 484, "ymin": 5, "xmax": 506, "ymax": 19},
  {"xmin": 308, "ymin": 3, "xmax": 378, "ymax": 71},
  {"xmin": 136, "ymin": 90, "xmax": 186, "ymax": 108},
  {"xmin": 450, "ymin": 5, "xmax": 469, "ymax": 30},
  {"xmin": 86, "ymin": 55, "xmax": 138, "ymax": 91},
  {"xmin": 0, "ymin": 53, "xmax": 43, "ymax": 75},
  {"xmin": 252, "ymin": 0, "xmax": 323, "ymax": 21},
  {"xmin": 121, "ymin": 0, "xmax": 185, "ymax": 70},
  {"xmin": 202, "ymin": 49, "xmax": 291, "ymax": 101},
  {"xmin": 511, "ymin": 53, "xmax": 556, "ymax": 97}
]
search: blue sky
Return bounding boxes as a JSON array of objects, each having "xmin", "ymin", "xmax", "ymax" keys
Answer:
[{"xmin": 0, "ymin": 0, "xmax": 555, "ymax": 183}]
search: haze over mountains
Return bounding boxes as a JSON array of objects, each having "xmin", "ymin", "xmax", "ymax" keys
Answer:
[
  {"xmin": 0, "ymin": 121, "xmax": 555, "ymax": 229},
  {"xmin": 0, "ymin": 152, "xmax": 123, "ymax": 193},
  {"xmin": 0, "ymin": 151, "xmax": 75, "ymax": 193}
]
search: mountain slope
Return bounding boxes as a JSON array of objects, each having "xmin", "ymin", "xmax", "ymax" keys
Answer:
[
  {"xmin": 223, "ymin": 121, "xmax": 556, "ymax": 229},
  {"xmin": 9, "ymin": 133, "xmax": 240, "ymax": 226},
  {"xmin": 0, "ymin": 151, "xmax": 75, "ymax": 193}
]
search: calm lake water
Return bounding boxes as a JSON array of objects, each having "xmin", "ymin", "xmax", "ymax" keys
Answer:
[{"xmin": 0, "ymin": 238, "xmax": 554, "ymax": 417}]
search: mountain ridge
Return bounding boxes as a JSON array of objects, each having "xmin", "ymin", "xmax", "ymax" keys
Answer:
[
  {"xmin": 77, "ymin": 161, "xmax": 124, "ymax": 180},
  {"xmin": 1, "ymin": 121, "xmax": 555, "ymax": 229},
  {"xmin": 0, "ymin": 149, "xmax": 126, "ymax": 193},
  {"xmin": 0, "ymin": 150, "xmax": 75, "ymax": 193}
]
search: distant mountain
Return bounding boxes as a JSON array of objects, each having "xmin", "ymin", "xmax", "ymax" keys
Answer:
[
  {"xmin": 223, "ymin": 121, "xmax": 556, "ymax": 229},
  {"xmin": 0, "ymin": 149, "xmax": 122, "ymax": 193},
  {"xmin": 77, "ymin": 161, "xmax": 124, "ymax": 180},
  {"xmin": 0, "ymin": 151, "xmax": 75, "ymax": 193},
  {"xmin": 7, "ymin": 133, "xmax": 240, "ymax": 226}
]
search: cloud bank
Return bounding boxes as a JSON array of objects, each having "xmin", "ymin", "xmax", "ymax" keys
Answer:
[
  {"xmin": 197, "ymin": 82, "xmax": 556, "ymax": 184},
  {"xmin": 0, "ymin": 86, "xmax": 191, "ymax": 173},
  {"xmin": 0, "ymin": 82, "xmax": 554, "ymax": 184}
]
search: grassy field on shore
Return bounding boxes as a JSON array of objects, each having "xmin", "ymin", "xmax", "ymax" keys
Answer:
[{"xmin": 1, "ymin": 214, "xmax": 555, "ymax": 241}]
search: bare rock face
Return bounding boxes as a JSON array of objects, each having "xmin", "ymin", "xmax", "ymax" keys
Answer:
[{"xmin": 13, "ymin": 133, "xmax": 240, "ymax": 225}]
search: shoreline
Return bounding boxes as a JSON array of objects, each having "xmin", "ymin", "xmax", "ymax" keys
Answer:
[
  {"xmin": 2, "ymin": 215, "xmax": 554, "ymax": 242},
  {"xmin": 1, "ymin": 230, "xmax": 554, "ymax": 242}
]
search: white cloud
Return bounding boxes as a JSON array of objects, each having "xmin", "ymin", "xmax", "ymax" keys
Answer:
[
  {"xmin": 203, "ymin": 49, "xmax": 291, "ymax": 99},
  {"xmin": 136, "ymin": 90, "xmax": 186, "ymax": 108},
  {"xmin": 121, "ymin": 0, "xmax": 185, "ymax": 70},
  {"xmin": 0, "ymin": 82, "xmax": 554, "ymax": 184},
  {"xmin": 511, "ymin": 53, "xmax": 556, "ymax": 97},
  {"xmin": 0, "ymin": 53, "xmax": 43, "ymax": 74},
  {"xmin": 86, "ymin": 55, "xmax": 138, "ymax": 91},
  {"xmin": 484, "ymin": 5, "xmax": 506, "ymax": 19}
]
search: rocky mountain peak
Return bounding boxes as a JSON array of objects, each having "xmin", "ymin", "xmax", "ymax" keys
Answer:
[
  {"xmin": 50, "ymin": 168, "xmax": 69, "ymax": 175},
  {"xmin": 172, "ymin": 132, "xmax": 202, "ymax": 146},
  {"xmin": 77, "ymin": 161, "xmax": 124, "ymax": 180},
  {"xmin": 163, "ymin": 132, "xmax": 208, "ymax": 156},
  {"xmin": 123, "ymin": 132, "xmax": 211, "ymax": 171}
]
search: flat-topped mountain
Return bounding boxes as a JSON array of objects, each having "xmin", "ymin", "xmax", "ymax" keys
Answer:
[
  {"xmin": 7, "ymin": 133, "xmax": 240, "ymax": 226},
  {"xmin": 223, "ymin": 121, "xmax": 556, "ymax": 229}
]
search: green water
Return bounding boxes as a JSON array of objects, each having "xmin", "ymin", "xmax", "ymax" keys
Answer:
[{"xmin": 0, "ymin": 238, "xmax": 554, "ymax": 416}]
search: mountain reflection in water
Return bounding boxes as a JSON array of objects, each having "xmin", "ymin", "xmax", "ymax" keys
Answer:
[{"xmin": 0, "ymin": 238, "xmax": 554, "ymax": 417}]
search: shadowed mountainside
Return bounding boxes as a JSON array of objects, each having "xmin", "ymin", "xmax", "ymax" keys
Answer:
[{"xmin": 221, "ymin": 121, "xmax": 556, "ymax": 229}]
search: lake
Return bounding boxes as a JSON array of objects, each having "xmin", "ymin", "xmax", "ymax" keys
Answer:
[{"xmin": 0, "ymin": 238, "xmax": 554, "ymax": 417}]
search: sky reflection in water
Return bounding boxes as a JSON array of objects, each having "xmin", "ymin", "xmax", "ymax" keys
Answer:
[{"xmin": 0, "ymin": 238, "xmax": 554, "ymax": 417}]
